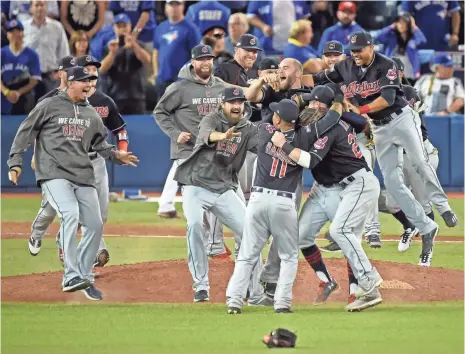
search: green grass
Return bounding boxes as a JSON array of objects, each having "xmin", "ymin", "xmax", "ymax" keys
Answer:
[
  {"xmin": 1, "ymin": 197, "xmax": 464, "ymax": 237},
  {"xmin": 2, "ymin": 237, "xmax": 463, "ymax": 277},
  {"xmin": 2, "ymin": 303, "xmax": 464, "ymax": 354}
]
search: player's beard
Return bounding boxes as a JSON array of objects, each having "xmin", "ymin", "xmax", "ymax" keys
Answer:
[
  {"xmin": 226, "ymin": 106, "xmax": 243, "ymax": 124},
  {"xmin": 195, "ymin": 65, "xmax": 213, "ymax": 80},
  {"xmin": 299, "ymin": 107, "xmax": 327, "ymax": 126}
]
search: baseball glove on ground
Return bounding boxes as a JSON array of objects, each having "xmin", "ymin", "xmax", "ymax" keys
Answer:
[
  {"xmin": 93, "ymin": 249, "xmax": 110, "ymax": 267},
  {"xmin": 262, "ymin": 328, "xmax": 297, "ymax": 348}
]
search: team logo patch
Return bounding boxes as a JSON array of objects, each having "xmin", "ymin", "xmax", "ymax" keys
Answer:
[
  {"xmin": 350, "ymin": 35, "xmax": 357, "ymax": 44},
  {"xmin": 233, "ymin": 88, "xmax": 239, "ymax": 96},
  {"xmin": 70, "ymin": 58, "xmax": 76, "ymax": 65},
  {"xmin": 329, "ymin": 42, "xmax": 336, "ymax": 49},
  {"xmin": 83, "ymin": 67, "xmax": 89, "ymax": 74},
  {"xmin": 202, "ymin": 46, "xmax": 209, "ymax": 53},
  {"xmin": 86, "ymin": 56, "xmax": 92, "ymax": 62},
  {"xmin": 314, "ymin": 136, "xmax": 328, "ymax": 149},
  {"xmin": 250, "ymin": 38, "xmax": 256, "ymax": 45},
  {"xmin": 386, "ymin": 65, "xmax": 397, "ymax": 81}
]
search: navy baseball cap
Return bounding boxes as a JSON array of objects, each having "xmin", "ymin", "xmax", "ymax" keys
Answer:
[
  {"xmin": 391, "ymin": 57, "xmax": 405, "ymax": 72},
  {"xmin": 431, "ymin": 53, "xmax": 455, "ymax": 69},
  {"xmin": 323, "ymin": 40, "xmax": 344, "ymax": 55},
  {"xmin": 236, "ymin": 34, "xmax": 262, "ymax": 51},
  {"xmin": 259, "ymin": 57, "xmax": 279, "ymax": 70},
  {"xmin": 7, "ymin": 19, "xmax": 24, "ymax": 31},
  {"xmin": 346, "ymin": 31, "xmax": 373, "ymax": 51},
  {"xmin": 58, "ymin": 56, "xmax": 76, "ymax": 71},
  {"xmin": 113, "ymin": 13, "xmax": 131, "ymax": 24},
  {"xmin": 270, "ymin": 99, "xmax": 299, "ymax": 124},
  {"xmin": 76, "ymin": 55, "xmax": 101, "ymax": 69},
  {"xmin": 191, "ymin": 44, "xmax": 215, "ymax": 60},
  {"xmin": 67, "ymin": 66, "xmax": 98, "ymax": 82},
  {"xmin": 223, "ymin": 87, "xmax": 247, "ymax": 102},
  {"xmin": 302, "ymin": 85, "xmax": 335, "ymax": 106}
]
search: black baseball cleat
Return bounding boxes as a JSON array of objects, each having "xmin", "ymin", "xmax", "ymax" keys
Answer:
[
  {"xmin": 227, "ymin": 307, "xmax": 241, "ymax": 314},
  {"xmin": 418, "ymin": 227, "xmax": 439, "ymax": 267},
  {"xmin": 320, "ymin": 241, "xmax": 341, "ymax": 252},
  {"xmin": 441, "ymin": 210, "xmax": 458, "ymax": 227},
  {"xmin": 82, "ymin": 284, "xmax": 103, "ymax": 301},
  {"xmin": 194, "ymin": 290, "xmax": 209, "ymax": 303},
  {"xmin": 275, "ymin": 308, "xmax": 293, "ymax": 314},
  {"xmin": 263, "ymin": 282, "xmax": 277, "ymax": 299},
  {"xmin": 63, "ymin": 277, "xmax": 91, "ymax": 292}
]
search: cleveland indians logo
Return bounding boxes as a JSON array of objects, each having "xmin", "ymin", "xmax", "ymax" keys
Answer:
[
  {"xmin": 386, "ymin": 65, "xmax": 398, "ymax": 81},
  {"xmin": 233, "ymin": 88, "xmax": 240, "ymax": 96},
  {"xmin": 202, "ymin": 46, "xmax": 208, "ymax": 53},
  {"xmin": 350, "ymin": 35, "xmax": 357, "ymax": 43},
  {"xmin": 341, "ymin": 80, "xmax": 381, "ymax": 99},
  {"xmin": 250, "ymin": 37, "xmax": 256, "ymax": 45},
  {"xmin": 314, "ymin": 136, "xmax": 328, "ymax": 149},
  {"xmin": 86, "ymin": 56, "xmax": 92, "ymax": 62},
  {"xmin": 70, "ymin": 58, "xmax": 76, "ymax": 65},
  {"xmin": 329, "ymin": 42, "xmax": 336, "ymax": 49}
]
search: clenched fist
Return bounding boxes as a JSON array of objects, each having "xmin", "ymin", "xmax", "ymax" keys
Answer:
[{"xmin": 177, "ymin": 132, "xmax": 192, "ymax": 144}]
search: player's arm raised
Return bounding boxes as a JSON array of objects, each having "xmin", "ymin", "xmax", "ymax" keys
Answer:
[
  {"xmin": 198, "ymin": 114, "xmax": 240, "ymax": 144},
  {"xmin": 301, "ymin": 63, "xmax": 345, "ymax": 88}
]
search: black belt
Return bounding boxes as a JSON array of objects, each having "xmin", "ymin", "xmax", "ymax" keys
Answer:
[
  {"xmin": 322, "ymin": 166, "xmax": 370, "ymax": 188},
  {"xmin": 251, "ymin": 187, "xmax": 294, "ymax": 199},
  {"xmin": 371, "ymin": 107, "xmax": 405, "ymax": 126}
]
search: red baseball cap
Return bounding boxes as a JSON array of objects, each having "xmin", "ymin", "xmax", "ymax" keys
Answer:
[{"xmin": 338, "ymin": 1, "xmax": 356, "ymax": 13}]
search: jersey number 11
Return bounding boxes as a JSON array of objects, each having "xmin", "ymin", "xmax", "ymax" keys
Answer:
[{"xmin": 270, "ymin": 157, "xmax": 288, "ymax": 178}]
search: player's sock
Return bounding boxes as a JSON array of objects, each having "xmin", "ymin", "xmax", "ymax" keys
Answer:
[
  {"xmin": 392, "ymin": 210, "xmax": 415, "ymax": 230},
  {"xmin": 427, "ymin": 211, "xmax": 435, "ymax": 221},
  {"xmin": 301, "ymin": 245, "xmax": 332, "ymax": 283},
  {"xmin": 347, "ymin": 261, "xmax": 358, "ymax": 294}
]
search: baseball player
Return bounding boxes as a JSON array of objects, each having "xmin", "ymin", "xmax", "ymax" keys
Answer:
[
  {"xmin": 8, "ymin": 66, "xmax": 138, "ymax": 300},
  {"xmin": 302, "ymin": 31, "xmax": 458, "ymax": 267},
  {"xmin": 27, "ymin": 56, "xmax": 129, "ymax": 270},
  {"xmin": 385, "ymin": 57, "xmax": 440, "ymax": 252},
  {"xmin": 154, "ymin": 44, "xmax": 234, "ymax": 257},
  {"xmin": 226, "ymin": 96, "xmax": 345, "ymax": 314},
  {"xmin": 283, "ymin": 85, "xmax": 384, "ymax": 312},
  {"xmin": 173, "ymin": 87, "xmax": 267, "ymax": 303}
]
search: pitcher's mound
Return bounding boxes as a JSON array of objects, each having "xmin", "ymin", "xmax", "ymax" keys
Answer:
[{"xmin": 2, "ymin": 259, "xmax": 463, "ymax": 303}]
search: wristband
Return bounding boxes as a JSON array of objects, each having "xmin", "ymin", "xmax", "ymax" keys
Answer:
[
  {"xmin": 281, "ymin": 142, "xmax": 294, "ymax": 155},
  {"xmin": 359, "ymin": 105, "xmax": 371, "ymax": 114},
  {"xmin": 3, "ymin": 88, "xmax": 10, "ymax": 95}
]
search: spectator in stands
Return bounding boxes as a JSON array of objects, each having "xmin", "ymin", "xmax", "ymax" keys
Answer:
[
  {"xmin": 152, "ymin": 0, "xmax": 200, "ymax": 99},
  {"xmin": 23, "ymin": 0, "xmax": 70, "ymax": 98},
  {"xmin": 309, "ymin": 1, "xmax": 336, "ymax": 48},
  {"xmin": 103, "ymin": 1, "xmax": 114, "ymax": 27},
  {"xmin": 4, "ymin": 0, "xmax": 59, "ymax": 23},
  {"xmin": 375, "ymin": 13, "xmax": 426, "ymax": 83},
  {"xmin": 186, "ymin": 0, "xmax": 230, "ymax": 37},
  {"xmin": 258, "ymin": 57, "xmax": 280, "ymax": 76},
  {"xmin": 247, "ymin": 1, "xmax": 311, "ymax": 55},
  {"xmin": 60, "ymin": 0, "xmax": 106, "ymax": 40},
  {"xmin": 69, "ymin": 30, "xmax": 90, "ymax": 57},
  {"xmin": 220, "ymin": 1, "xmax": 248, "ymax": 15},
  {"xmin": 100, "ymin": 13, "xmax": 151, "ymax": 114},
  {"xmin": 225, "ymin": 13, "xmax": 249, "ymax": 56},
  {"xmin": 283, "ymin": 19, "xmax": 318, "ymax": 65},
  {"xmin": 400, "ymin": 1, "xmax": 461, "ymax": 51},
  {"xmin": 1, "ymin": 20, "xmax": 41, "ymax": 114},
  {"xmin": 317, "ymin": 1, "xmax": 363, "ymax": 55},
  {"xmin": 415, "ymin": 53, "xmax": 465, "ymax": 116},
  {"xmin": 110, "ymin": 1, "xmax": 156, "ymax": 50}
]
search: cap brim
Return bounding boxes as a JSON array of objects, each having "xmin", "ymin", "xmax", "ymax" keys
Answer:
[
  {"xmin": 193, "ymin": 54, "xmax": 215, "ymax": 60},
  {"xmin": 224, "ymin": 97, "xmax": 246, "ymax": 102},
  {"xmin": 7, "ymin": 26, "xmax": 23, "ymax": 31},
  {"xmin": 347, "ymin": 44, "xmax": 368, "ymax": 51},
  {"xmin": 269, "ymin": 102, "xmax": 279, "ymax": 113},
  {"xmin": 83, "ymin": 61, "xmax": 102, "ymax": 69},
  {"xmin": 302, "ymin": 93, "xmax": 313, "ymax": 101},
  {"xmin": 238, "ymin": 46, "xmax": 262, "ymax": 52},
  {"xmin": 323, "ymin": 50, "xmax": 343, "ymax": 55},
  {"xmin": 76, "ymin": 74, "xmax": 98, "ymax": 81}
]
